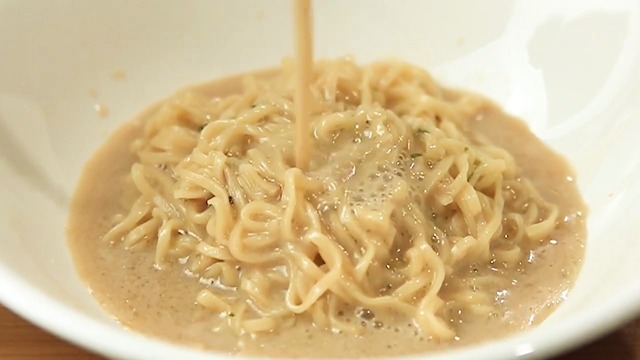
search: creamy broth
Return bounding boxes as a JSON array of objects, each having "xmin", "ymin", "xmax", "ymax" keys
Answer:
[
  {"xmin": 68, "ymin": 68, "xmax": 586, "ymax": 357},
  {"xmin": 293, "ymin": 0, "xmax": 313, "ymax": 170}
]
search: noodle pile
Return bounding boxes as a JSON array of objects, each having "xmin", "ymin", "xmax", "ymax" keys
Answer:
[{"xmin": 103, "ymin": 58, "xmax": 559, "ymax": 340}]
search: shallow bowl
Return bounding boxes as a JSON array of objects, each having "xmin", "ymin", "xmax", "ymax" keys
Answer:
[{"xmin": 1, "ymin": 1, "xmax": 640, "ymax": 359}]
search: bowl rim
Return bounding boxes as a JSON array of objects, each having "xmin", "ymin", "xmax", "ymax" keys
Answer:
[{"xmin": 1, "ymin": 259, "xmax": 640, "ymax": 360}]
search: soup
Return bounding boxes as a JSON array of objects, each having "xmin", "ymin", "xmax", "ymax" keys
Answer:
[{"xmin": 68, "ymin": 58, "xmax": 586, "ymax": 357}]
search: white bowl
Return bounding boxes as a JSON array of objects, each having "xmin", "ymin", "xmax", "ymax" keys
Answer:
[{"xmin": 1, "ymin": 1, "xmax": 640, "ymax": 359}]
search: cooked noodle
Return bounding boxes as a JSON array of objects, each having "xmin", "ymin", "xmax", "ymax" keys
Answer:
[{"xmin": 103, "ymin": 58, "xmax": 559, "ymax": 340}]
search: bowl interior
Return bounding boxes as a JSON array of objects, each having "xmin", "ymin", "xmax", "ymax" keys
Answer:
[{"xmin": 1, "ymin": 1, "xmax": 640, "ymax": 359}]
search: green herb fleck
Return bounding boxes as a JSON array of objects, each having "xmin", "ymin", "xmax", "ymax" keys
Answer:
[
  {"xmin": 410, "ymin": 153, "xmax": 423, "ymax": 159},
  {"xmin": 228, "ymin": 312, "xmax": 236, "ymax": 317},
  {"xmin": 250, "ymin": 104, "xmax": 257, "ymax": 108},
  {"xmin": 467, "ymin": 169, "xmax": 475, "ymax": 181},
  {"xmin": 464, "ymin": 146, "xmax": 470, "ymax": 152},
  {"xmin": 417, "ymin": 129, "xmax": 430, "ymax": 134}
]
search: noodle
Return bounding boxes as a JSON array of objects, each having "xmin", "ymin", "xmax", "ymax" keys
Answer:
[{"xmin": 101, "ymin": 58, "xmax": 561, "ymax": 341}]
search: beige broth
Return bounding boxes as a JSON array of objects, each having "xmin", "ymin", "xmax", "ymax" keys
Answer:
[{"xmin": 68, "ymin": 71, "xmax": 586, "ymax": 358}]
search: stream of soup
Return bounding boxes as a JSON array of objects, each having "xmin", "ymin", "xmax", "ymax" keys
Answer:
[{"xmin": 68, "ymin": 59, "xmax": 586, "ymax": 357}]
